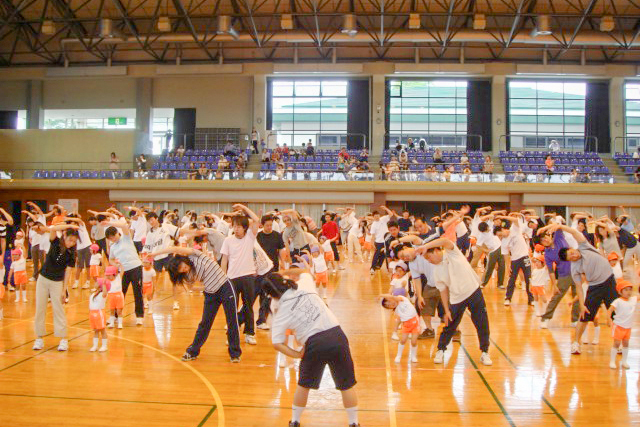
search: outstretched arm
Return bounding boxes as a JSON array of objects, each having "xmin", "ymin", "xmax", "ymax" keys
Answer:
[
  {"xmin": 415, "ymin": 237, "xmax": 455, "ymax": 254},
  {"xmin": 149, "ymin": 246, "xmax": 195, "ymax": 258},
  {"xmin": 556, "ymin": 224, "xmax": 587, "ymax": 244},
  {"xmin": 105, "ymin": 219, "xmax": 131, "ymax": 237},
  {"xmin": 232, "ymin": 204, "xmax": 260, "ymax": 235}
]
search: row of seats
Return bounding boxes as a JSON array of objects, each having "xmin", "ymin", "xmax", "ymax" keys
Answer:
[
  {"xmin": 384, "ymin": 149, "xmax": 484, "ymax": 156},
  {"xmin": 162, "ymin": 148, "xmax": 251, "ymax": 156},
  {"xmin": 502, "ymin": 158, "xmax": 605, "ymax": 166},
  {"xmin": 612, "ymin": 152, "xmax": 640, "ymax": 175},
  {"xmin": 503, "ymin": 165, "xmax": 610, "ymax": 174},
  {"xmin": 499, "ymin": 151, "xmax": 600, "ymax": 158},
  {"xmin": 264, "ymin": 154, "xmax": 362, "ymax": 162},
  {"xmin": 152, "ymin": 162, "xmax": 239, "ymax": 171},
  {"xmin": 33, "ymin": 170, "xmax": 129, "ymax": 179}
]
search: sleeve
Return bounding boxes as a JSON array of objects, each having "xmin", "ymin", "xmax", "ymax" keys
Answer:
[
  {"xmin": 151, "ymin": 269, "xmax": 157, "ymax": 278},
  {"xmin": 67, "ymin": 251, "xmax": 76, "ymax": 268},
  {"xmin": 220, "ymin": 238, "xmax": 230, "ymax": 256},
  {"xmin": 270, "ymin": 312, "xmax": 288, "ymax": 344},
  {"xmin": 434, "ymin": 273, "xmax": 447, "ymax": 292},
  {"xmin": 380, "ymin": 215, "xmax": 390, "ymax": 225},
  {"xmin": 571, "ymin": 266, "xmax": 582, "ymax": 287},
  {"xmin": 163, "ymin": 223, "xmax": 179, "ymax": 240},
  {"xmin": 277, "ymin": 233, "xmax": 285, "ymax": 250},
  {"xmin": 544, "ymin": 251, "xmax": 555, "ymax": 273}
]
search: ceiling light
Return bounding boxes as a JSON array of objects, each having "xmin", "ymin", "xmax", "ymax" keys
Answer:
[
  {"xmin": 157, "ymin": 16, "xmax": 171, "ymax": 32},
  {"xmin": 281, "ymin": 14, "xmax": 294, "ymax": 30},
  {"xmin": 341, "ymin": 14, "xmax": 357, "ymax": 37},
  {"xmin": 531, "ymin": 15, "xmax": 552, "ymax": 36},
  {"xmin": 41, "ymin": 20, "xmax": 56, "ymax": 35},
  {"xmin": 473, "ymin": 14, "xmax": 486, "ymax": 30},
  {"xmin": 217, "ymin": 15, "xmax": 238, "ymax": 39},
  {"xmin": 408, "ymin": 13, "xmax": 420, "ymax": 30},
  {"xmin": 100, "ymin": 18, "xmax": 113, "ymax": 38},
  {"xmin": 600, "ymin": 15, "xmax": 614, "ymax": 32}
]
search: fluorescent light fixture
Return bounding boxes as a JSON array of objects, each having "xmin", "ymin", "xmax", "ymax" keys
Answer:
[
  {"xmin": 473, "ymin": 14, "xmax": 486, "ymax": 30},
  {"xmin": 408, "ymin": 13, "xmax": 420, "ymax": 30},
  {"xmin": 515, "ymin": 64, "xmax": 605, "ymax": 76},
  {"xmin": 273, "ymin": 63, "xmax": 363, "ymax": 74},
  {"xmin": 341, "ymin": 14, "xmax": 357, "ymax": 37},
  {"xmin": 281, "ymin": 14, "xmax": 294, "ymax": 30},
  {"xmin": 394, "ymin": 63, "xmax": 485, "ymax": 74},
  {"xmin": 531, "ymin": 15, "xmax": 552, "ymax": 36},
  {"xmin": 42, "ymin": 20, "xmax": 56, "ymax": 35},
  {"xmin": 600, "ymin": 16, "xmax": 614, "ymax": 32},
  {"xmin": 100, "ymin": 19, "xmax": 113, "ymax": 38},
  {"xmin": 157, "ymin": 16, "xmax": 171, "ymax": 32}
]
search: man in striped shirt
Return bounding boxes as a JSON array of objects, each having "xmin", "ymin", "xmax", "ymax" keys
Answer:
[{"xmin": 149, "ymin": 246, "xmax": 242, "ymax": 363}]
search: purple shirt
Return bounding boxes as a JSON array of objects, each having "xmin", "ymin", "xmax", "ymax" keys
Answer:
[{"xmin": 544, "ymin": 231, "xmax": 571, "ymax": 278}]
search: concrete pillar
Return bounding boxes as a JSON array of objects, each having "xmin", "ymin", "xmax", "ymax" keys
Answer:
[
  {"xmin": 491, "ymin": 75, "xmax": 507, "ymax": 154},
  {"xmin": 509, "ymin": 193, "xmax": 524, "ymax": 212},
  {"xmin": 610, "ymin": 77, "xmax": 624, "ymax": 154},
  {"xmin": 26, "ymin": 80, "xmax": 44, "ymax": 129},
  {"xmin": 253, "ymin": 74, "xmax": 268, "ymax": 148},
  {"xmin": 371, "ymin": 74, "xmax": 385, "ymax": 156},
  {"xmin": 135, "ymin": 78, "xmax": 153, "ymax": 154}
]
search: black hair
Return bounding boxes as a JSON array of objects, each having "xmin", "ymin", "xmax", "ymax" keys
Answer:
[
  {"xmin": 129, "ymin": 210, "xmax": 136, "ymax": 218},
  {"xmin": 426, "ymin": 246, "xmax": 440, "ymax": 254},
  {"xmin": 558, "ymin": 247, "xmax": 569, "ymax": 261},
  {"xmin": 232, "ymin": 215, "xmax": 249, "ymax": 231},
  {"xmin": 387, "ymin": 220, "xmax": 399, "ymax": 230},
  {"xmin": 261, "ymin": 214, "xmax": 274, "ymax": 225},
  {"xmin": 97, "ymin": 214, "xmax": 107, "ymax": 222},
  {"xmin": 381, "ymin": 297, "xmax": 392, "ymax": 308},
  {"xmin": 391, "ymin": 242, "xmax": 412, "ymax": 259},
  {"xmin": 532, "ymin": 233, "xmax": 544, "ymax": 247},
  {"xmin": 60, "ymin": 228, "xmax": 80, "ymax": 254},
  {"xmin": 146, "ymin": 212, "xmax": 158, "ymax": 221},
  {"xmin": 88, "ymin": 216, "xmax": 96, "ymax": 222},
  {"xmin": 105, "ymin": 226, "xmax": 119, "ymax": 238},
  {"xmin": 261, "ymin": 272, "xmax": 298, "ymax": 299},
  {"xmin": 493, "ymin": 225, "xmax": 503, "ymax": 236},
  {"xmin": 194, "ymin": 235, "xmax": 206, "ymax": 244},
  {"xmin": 167, "ymin": 255, "xmax": 195, "ymax": 285},
  {"xmin": 478, "ymin": 222, "xmax": 489, "ymax": 233},
  {"xmin": 372, "ymin": 210, "xmax": 379, "ymax": 216}
]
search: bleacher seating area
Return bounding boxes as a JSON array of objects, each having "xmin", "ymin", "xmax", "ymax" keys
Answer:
[
  {"xmin": 500, "ymin": 151, "xmax": 610, "ymax": 175},
  {"xmin": 613, "ymin": 152, "xmax": 640, "ymax": 174},
  {"xmin": 151, "ymin": 148, "xmax": 251, "ymax": 172},
  {"xmin": 381, "ymin": 149, "xmax": 485, "ymax": 172},
  {"xmin": 260, "ymin": 149, "xmax": 366, "ymax": 172}
]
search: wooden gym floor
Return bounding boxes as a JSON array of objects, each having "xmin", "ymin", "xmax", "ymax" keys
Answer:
[{"xmin": 0, "ymin": 259, "xmax": 637, "ymax": 427}]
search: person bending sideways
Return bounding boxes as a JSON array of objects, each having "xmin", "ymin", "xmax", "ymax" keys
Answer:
[
  {"xmin": 265, "ymin": 270, "xmax": 359, "ymax": 427},
  {"xmin": 417, "ymin": 237, "xmax": 492, "ymax": 366}
]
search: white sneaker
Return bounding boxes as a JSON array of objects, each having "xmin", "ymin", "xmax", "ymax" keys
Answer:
[
  {"xmin": 410, "ymin": 354, "xmax": 418, "ymax": 363},
  {"xmin": 107, "ymin": 320, "xmax": 114, "ymax": 329},
  {"xmin": 98, "ymin": 345, "xmax": 108, "ymax": 353},
  {"xmin": 610, "ymin": 361, "xmax": 617, "ymax": 369},
  {"xmin": 89, "ymin": 344, "xmax": 98, "ymax": 352},
  {"xmin": 148, "ymin": 307, "xmax": 153, "ymax": 314},
  {"xmin": 278, "ymin": 355, "xmax": 287, "ymax": 368},
  {"xmin": 540, "ymin": 319, "xmax": 549, "ymax": 329},
  {"xmin": 173, "ymin": 301, "xmax": 180, "ymax": 310},
  {"xmin": 480, "ymin": 352, "xmax": 493, "ymax": 366},
  {"xmin": 434, "ymin": 350, "xmax": 445, "ymax": 364},
  {"xmin": 503, "ymin": 299, "xmax": 511, "ymax": 306},
  {"xmin": 391, "ymin": 331, "xmax": 399, "ymax": 341},
  {"xmin": 257, "ymin": 323, "xmax": 270, "ymax": 330},
  {"xmin": 72, "ymin": 282, "xmax": 78, "ymax": 289},
  {"xmin": 57, "ymin": 339, "xmax": 69, "ymax": 351},
  {"xmin": 592, "ymin": 336, "xmax": 599, "ymax": 345},
  {"xmin": 82, "ymin": 282, "xmax": 90, "ymax": 289},
  {"xmin": 622, "ymin": 362, "xmax": 630, "ymax": 369},
  {"xmin": 245, "ymin": 335, "xmax": 257, "ymax": 345},
  {"xmin": 394, "ymin": 355, "xmax": 401, "ymax": 364},
  {"xmin": 582, "ymin": 335, "xmax": 590, "ymax": 345},
  {"xmin": 117, "ymin": 322, "xmax": 123, "ymax": 329},
  {"xmin": 570, "ymin": 342, "xmax": 581, "ymax": 355},
  {"xmin": 136, "ymin": 318, "xmax": 143, "ymax": 326},
  {"xmin": 14, "ymin": 296, "xmax": 20, "ymax": 303},
  {"xmin": 144, "ymin": 302, "xmax": 149, "ymax": 309},
  {"xmin": 33, "ymin": 338, "xmax": 44, "ymax": 350}
]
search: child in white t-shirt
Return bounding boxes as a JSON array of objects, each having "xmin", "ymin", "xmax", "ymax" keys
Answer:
[
  {"xmin": 9, "ymin": 248, "xmax": 27, "ymax": 303},
  {"xmin": 381, "ymin": 295, "xmax": 420, "ymax": 364},
  {"xmin": 309, "ymin": 246, "xmax": 328, "ymax": 299},
  {"xmin": 89, "ymin": 278, "xmax": 109, "ymax": 352},
  {"xmin": 388, "ymin": 261, "xmax": 409, "ymax": 297},
  {"xmin": 319, "ymin": 235, "xmax": 337, "ymax": 273},
  {"xmin": 608, "ymin": 252, "xmax": 623, "ymax": 279},
  {"xmin": 89, "ymin": 244, "xmax": 102, "ymax": 290},
  {"xmin": 530, "ymin": 256, "xmax": 549, "ymax": 316},
  {"xmin": 105, "ymin": 265, "xmax": 124, "ymax": 329},
  {"xmin": 142, "ymin": 256, "xmax": 157, "ymax": 314},
  {"xmin": 608, "ymin": 280, "xmax": 637, "ymax": 370}
]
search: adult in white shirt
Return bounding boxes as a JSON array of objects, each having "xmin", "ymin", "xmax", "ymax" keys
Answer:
[
  {"xmin": 64, "ymin": 215, "xmax": 92, "ymax": 289},
  {"xmin": 266, "ymin": 270, "xmax": 359, "ymax": 427},
  {"xmin": 344, "ymin": 208, "xmax": 364, "ymax": 263},
  {"xmin": 419, "ymin": 238, "xmax": 492, "ymax": 366},
  {"xmin": 468, "ymin": 206, "xmax": 492, "ymax": 268},
  {"xmin": 127, "ymin": 206, "xmax": 148, "ymax": 253},
  {"xmin": 369, "ymin": 206, "xmax": 392, "ymax": 274},
  {"xmin": 220, "ymin": 204, "xmax": 261, "ymax": 345},
  {"xmin": 496, "ymin": 213, "xmax": 533, "ymax": 306},
  {"xmin": 477, "ymin": 222, "xmax": 505, "ymax": 289}
]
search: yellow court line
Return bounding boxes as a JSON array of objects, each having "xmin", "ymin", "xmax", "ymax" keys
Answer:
[{"xmin": 374, "ymin": 272, "xmax": 397, "ymax": 427}]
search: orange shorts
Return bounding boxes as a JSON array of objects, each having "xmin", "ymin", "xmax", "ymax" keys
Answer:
[
  {"xmin": 108, "ymin": 292, "xmax": 124, "ymax": 310},
  {"xmin": 13, "ymin": 271, "xmax": 27, "ymax": 285},
  {"xmin": 315, "ymin": 271, "xmax": 328, "ymax": 285},
  {"xmin": 530, "ymin": 286, "xmax": 545, "ymax": 296},
  {"xmin": 143, "ymin": 282, "xmax": 153, "ymax": 295},
  {"xmin": 358, "ymin": 237, "xmax": 365, "ymax": 246},
  {"xmin": 324, "ymin": 251, "xmax": 335, "ymax": 262},
  {"xmin": 613, "ymin": 325, "xmax": 631, "ymax": 341},
  {"xmin": 401, "ymin": 316, "xmax": 421, "ymax": 335},
  {"xmin": 89, "ymin": 309, "xmax": 106, "ymax": 330},
  {"xmin": 90, "ymin": 265, "xmax": 100, "ymax": 278},
  {"xmin": 363, "ymin": 241, "xmax": 373, "ymax": 250}
]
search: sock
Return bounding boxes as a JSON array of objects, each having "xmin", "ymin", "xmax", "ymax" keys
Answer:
[
  {"xmin": 622, "ymin": 347, "xmax": 629, "ymax": 364},
  {"xmin": 92, "ymin": 337, "xmax": 99, "ymax": 348},
  {"xmin": 22, "ymin": 290, "xmax": 27, "ymax": 300},
  {"xmin": 291, "ymin": 405, "xmax": 305, "ymax": 422},
  {"xmin": 593, "ymin": 326, "xmax": 600, "ymax": 340},
  {"xmin": 108, "ymin": 316, "xmax": 114, "ymax": 324},
  {"xmin": 346, "ymin": 407, "xmax": 358, "ymax": 424},
  {"xmin": 118, "ymin": 318, "xmax": 123, "ymax": 325},
  {"xmin": 15, "ymin": 292, "xmax": 20, "ymax": 302},
  {"xmin": 396, "ymin": 343, "xmax": 405, "ymax": 359},
  {"xmin": 410, "ymin": 345, "xmax": 418, "ymax": 359},
  {"xmin": 101, "ymin": 338, "xmax": 108, "ymax": 347},
  {"xmin": 610, "ymin": 348, "xmax": 618, "ymax": 364}
]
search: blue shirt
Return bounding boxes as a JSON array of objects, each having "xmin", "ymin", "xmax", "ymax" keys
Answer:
[
  {"xmin": 109, "ymin": 234, "xmax": 142, "ymax": 272},
  {"xmin": 544, "ymin": 231, "xmax": 571, "ymax": 278}
]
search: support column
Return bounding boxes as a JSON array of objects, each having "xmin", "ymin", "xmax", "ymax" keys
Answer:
[
  {"xmin": 370, "ymin": 191, "xmax": 387, "ymax": 212},
  {"xmin": 135, "ymin": 78, "xmax": 153, "ymax": 154},
  {"xmin": 509, "ymin": 193, "xmax": 524, "ymax": 212},
  {"xmin": 26, "ymin": 80, "xmax": 44, "ymax": 129},
  {"xmin": 610, "ymin": 77, "xmax": 624, "ymax": 154},
  {"xmin": 491, "ymin": 75, "xmax": 506, "ymax": 154},
  {"xmin": 253, "ymin": 74, "xmax": 268, "ymax": 148},
  {"xmin": 371, "ymin": 74, "xmax": 385, "ymax": 156}
]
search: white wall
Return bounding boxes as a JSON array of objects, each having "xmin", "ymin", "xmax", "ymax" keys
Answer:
[
  {"xmin": 43, "ymin": 78, "xmax": 136, "ymax": 109},
  {"xmin": 0, "ymin": 80, "xmax": 28, "ymax": 110}
]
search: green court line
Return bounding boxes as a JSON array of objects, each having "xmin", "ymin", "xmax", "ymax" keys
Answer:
[
  {"xmin": 0, "ymin": 392, "xmax": 213, "ymax": 407},
  {"xmin": 197, "ymin": 405, "xmax": 217, "ymax": 427},
  {"xmin": 460, "ymin": 343, "xmax": 516, "ymax": 427}
]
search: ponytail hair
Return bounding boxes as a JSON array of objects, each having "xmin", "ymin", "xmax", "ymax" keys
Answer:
[{"xmin": 261, "ymin": 272, "xmax": 298, "ymax": 299}]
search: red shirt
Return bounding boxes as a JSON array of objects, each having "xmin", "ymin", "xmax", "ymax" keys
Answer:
[
  {"xmin": 339, "ymin": 152, "xmax": 350, "ymax": 160},
  {"xmin": 322, "ymin": 221, "xmax": 339, "ymax": 240}
]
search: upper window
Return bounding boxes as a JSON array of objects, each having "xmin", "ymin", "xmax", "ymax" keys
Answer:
[
  {"xmin": 624, "ymin": 82, "xmax": 640, "ymax": 153},
  {"xmin": 388, "ymin": 79, "xmax": 468, "ymax": 147},
  {"xmin": 270, "ymin": 79, "xmax": 348, "ymax": 147},
  {"xmin": 43, "ymin": 109, "xmax": 136, "ymax": 130},
  {"xmin": 508, "ymin": 80, "xmax": 586, "ymax": 150}
]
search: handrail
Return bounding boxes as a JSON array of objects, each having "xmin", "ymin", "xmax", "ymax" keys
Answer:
[
  {"xmin": 612, "ymin": 136, "xmax": 640, "ymax": 155},
  {"xmin": 498, "ymin": 134, "xmax": 598, "ymax": 153},
  {"xmin": 0, "ymin": 161, "xmax": 136, "ymax": 170},
  {"xmin": 384, "ymin": 133, "xmax": 483, "ymax": 152},
  {"xmin": 266, "ymin": 132, "xmax": 369, "ymax": 150}
]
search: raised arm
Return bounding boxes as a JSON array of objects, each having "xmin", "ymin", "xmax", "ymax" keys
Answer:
[
  {"xmin": 149, "ymin": 246, "xmax": 195, "ymax": 258},
  {"xmin": 0, "ymin": 208, "xmax": 14, "ymax": 226},
  {"xmin": 26, "ymin": 201, "xmax": 44, "ymax": 215},
  {"xmin": 398, "ymin": 235, "xmax": 425, "ymax": 246},
  {"xmin": 556, "ymin": 224, "xmax": 587, "ymax": 244},
  {"xmin": 415, "ymin": 237, "xmax": 455, "ymax": 254},
  {"xmin": 45, "ymin": 224, "xmax": 79, "ymax": 240},
  {"xmin": 105, "ymin": 219, "xmax": 131, "ymax": 236},
  {"xmin": 233, "ymin": 204, "xmax": 260, "ymax": 235}
]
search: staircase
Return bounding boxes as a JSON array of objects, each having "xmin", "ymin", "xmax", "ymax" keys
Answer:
[{"xmin": 601, "ymin": 155, "xmax": 628, "ymax": 183}]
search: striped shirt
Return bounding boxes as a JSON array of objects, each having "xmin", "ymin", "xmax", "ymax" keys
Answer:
[{"xmin": 188, "ymin": 249, "xmax": 228, "ymax": 294}]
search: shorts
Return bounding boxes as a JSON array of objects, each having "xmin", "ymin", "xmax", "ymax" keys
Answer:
[
  {"xmin": 14, "ymin": 270, "xmax": 27, "ymax": 285},
  {"xmin": 530, "ymin": 286, "xmax": 545, "ymax": 296},
  {"xmin": 90, "ymin": 265, "xmax": 101, "ymax": 278},
  {"xmin": 299, "ymin": 326, "xmax": 356, "ymax": 391},
  {"xmin": 612, "ymin": 324, "xmax": 631, "ymax": 341},
  {"xmin": 154, "ymin": 256, "xmax": 171, "ymax": 273},
  {"xmin": 89, "ymin": 309, "xmax": 106, "ymax": 330},
  {"xmin": 96, "ymin": 238, "xmax": 108, "ymax": 255},
  {"xmin": 582, "ymin": 275, "xmax": 617, "ymax": 322},
  {"xmin": 358, "ymin": 237, "xmax": 365, "ymax": 246},
  {"xmin": 421, "ymin": 285, "xmax": 441, "ymax": 317},
  {"xmin": 315, "ymin": 271, "xmax": 328, "ymax": 285},
  {"xmin": 108, "ymin": 292, "xmax": 124, "ymax": 310},
  {"xmin": 76, "ymin": 247, "xmax": 91, "ymax": 269},
  {"xmin": 134, "ymin": 241, "xmax": 143, "ymax": 253},
  {"xmin": 363, "ymin": 241, "xmax": 373, "ymax": 250},
  {"xmin": 143, "ymin": 282, "xmax": 153, "ymax": 295},
  {"xmin": 324, "ymin": 251, "xmax": 335, "ymax": 262},
  {"xmin": 401, "ymin": 316, "xmax": 420, "ymax": 334},
  {"xmin": 392, "ymin": 287, "xmax": 407, "ymax": 296}
]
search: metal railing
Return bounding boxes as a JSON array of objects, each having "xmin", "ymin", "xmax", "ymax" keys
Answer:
[
  {"xmin": 498, "ymin": 134, "xmax": 598, "ymax": 153},
  {"xmin": 158, "ymin": 133, "xmax": 251, "ymax": 152},
  {"xmin": 266, "ymin": 132, "xmax": 369, "ymax": 151},
  {"xmin": 0, "ymin": 161, "xmax": 136, "ymax": 170},
  {"xmin": 612, "ymin": 136, "xmax": 640, "ymax": 155},
  {"xmin": 384, "ymin": 134, "xmax": 483, "ymax": 152}
]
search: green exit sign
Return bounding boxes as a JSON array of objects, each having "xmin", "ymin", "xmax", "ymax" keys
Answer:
[{"xmin": 108, "ymin": 117, "xmax": 127, "ymax": 125}]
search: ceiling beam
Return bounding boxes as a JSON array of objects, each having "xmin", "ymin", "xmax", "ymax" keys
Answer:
[
  {"xmin": 108, "ymin": 0, "xmax": 162, "ymax": 60},
  {"xmin": 565, "ymin": 0, "xmax": 598, "ymax": 49},
  {"xmin": 171, "ymin": 0, "xmax": 216, "ymax": 60},
  {"xmin": 49, "ymin": 0, "xmax": 107, "ymax": 60}
]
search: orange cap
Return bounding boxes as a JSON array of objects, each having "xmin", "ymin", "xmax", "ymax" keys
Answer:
[
  {"xmin": 534, "ymin": 255, "xmax": 545, "ymax": 265},
  {"xmin": 470, "ymin": 237, "xmax": 477, "ymax": 245},
  {"xmin": 616, "ymin": 279, "xmax": 633, "ymax": 295},
  {"xmin": 607, "ymin": 252, "xmax": 619, "ymax": 261},
  {"xmin": 534, "ymin": 244, "xmax": 545, "ymax": 253}
]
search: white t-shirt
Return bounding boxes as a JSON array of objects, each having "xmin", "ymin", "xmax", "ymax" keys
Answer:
[
  {"xmin": 271, "ymin": 288, "xmax": 340, "ymax": 345},
  {"xmin": 90, "ymin": 253, "xmax": 102, "ymax": 266},
  {"xmin": 611, "ymin": 296, "xmax": 637, "ymax": 329},
  {"xmin": 500, "ymin": 236, "xmax": 510, "ymax": 257},
  {"xmin": 297, "ymin": 272, "xmax": 317, "ymax": 293},
  {"xmin": 12, "ymin": 258, "xmax": 26, "ymax": 272},
  {"xmin": 531, "ymin": 267, "xmax": 549, "ymax": 288},
  {"xmin": 321, "ymin": 240, "xmax": 332, "ymax": 253},
  {"xmin": 347, "ymin": 213, "xmax": 363, "ymax": 238},
  {"xmin": 216, "ymin": 220, "xmax": 230, "ymax": 237},
  {"xmin": 311, "ymin": 254, "xmax": 328, "ymax": 274},
  {"xmin": 142, "ymin": 267, "xmax": 156, "ymax": 284},
  {"xmin": 612, "ymin": 263, "xmax": 623, "ymax": 279},
  {"xmin": 29, "ymin": 228, "xmax": 40, "ymax": 247},
  {"xmin": 108, "ymin": 275, "xmax": 123, "ymax": 294},
  {"xmin": 507, "ymin": 222, "xmax": 529, "ymax": 260},
  {"xmin": 394, "ymin": 296, "xmax": 418, "ymax": 322},
  {"xmin": 144, "ymin": 223, "xmax": 179, "ymax": 260},
  {"xmin": 370, "ymin": 215, "xmax": 390, "ymax": 244},
  {"xmin": 455, "ymin": 221, "xmax": 468, "ymax": 238},
  {"xmin": 77, "ymin": 224, "xmax": 91, "ymax": 250},
  {"xmin": 220, "ymin": 229, "xmax": 257, "ymax": 279},
  {"xmin": 39, "ymin": 233, "xmax": 51, "ymax": 253},
  {"xmin": 434, "ymin": 246, "xmax": 480, "ymax": 304},
  {"xmin": 477, "ymin": 231, "xmax": 501, "ymax": 252},
  {"xmin": 131, "ymin": 216, "xmax": 148, "ymax": 242},
  {"xmin": 89, "ymin": 293, "xmax": 107, "ymax": 310},
  {"xmin": 408, "ymin": 255, "xmax": 435, "ymax": 287},
  {"xmin": 390, "ymin": 275, "xmax": 409, "ymax": 291}
]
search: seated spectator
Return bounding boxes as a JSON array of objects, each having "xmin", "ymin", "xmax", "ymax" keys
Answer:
[
  {"xmin": 545, "ymin": 155, "xmax": 555, "ymax": 176},
  {"xmin": 407, "ymin": 138, "xmax": 415, "ymax": 151},
  {"xmin": 483, "ymin": 155, "xmax": 494, "ymax": 174},
  {"xmin": 215, "ymin": 169, "xmax": 223, "ymax": 180},
  {"xmin": 337, "ymin": 157, "xmax": 346, "ymax": 173},
  {"xmin": 634, "ymin": 166, "xmax": 640, "ymax": 183},
  {"xmin": 460, "ymin": 152, "xmax": 469, "ymax": 166},
  {"xmin": 261, "ymin": 149, "xmax": 270, "ymax": 162},
  {"xmin": 581, "ymin": 172, "xmax": 591, "ymax": 183},
  {"xmin": 398, "ymin": 149, "xmax": 408, "ymax": 164},
  {"xmin": 463, "ymin": 166, "xmax": 472, "ymax": 181},
  {"xmin": 633, "ymin": 147, "xmax": 640, "ymax": 159},
  {"xmin": 338, "ymin": 147, "xmax": 350, "ymax": 161},
  {"xmin": 271, "ymin": 150, "xmax": 281, "ymax": 162},
  {"xmin": 109, "ymin": 152, "xmax": 120, "ymax": 170},
  {"xmin": 224, "ymin": 142, "xmax": 236, "ymax": 157},
  {"xmin": 442, "ymin": 166, "xmax": 452, "ymax": 182},
  {"xmin": 514, "ymin": 168, "xmax": 526, "ymax": 182},
  {"xmin": 358, "ymin": 148, "xmax": 369, "ymax": 162},
  {"xmin": 387, "ymin": 156, "xmax": 399, "ymax": 173},
  {"xmin": 358, "ymin": 160, "xmax": 370, "ymax": 171},
  {"xmin": 569, "ymin": 168, "xmax": 578, "ymax": 183},
  {"xmin": 290, "ymin": 149, "xmax": 300, "ymax": 161},
  {"xmin": 418, "ymin": 138, "xmax": 427, "ymax": 151},
  {"xmin": 433, "ymin": 148, "xmax": 444, "ymax": 163},
  {"xmin": 282, "ymin": 143, "xmax": 290, "ymax": 155},
  {"xmin": 197, "ymin": 163, "xmax": 209, "ymax": 180},
  {"xmin": 276, "ymin": 161, "xmax": 285, "ymax": 179},
  {"xmin": 236, "ymin": 156, "xmax": 246, "ymax": 174},
  {"xmin": 187, "ymin": 162, "xmax": 198, "ymax": 180},
  {"xmin": 548, "ymin": 139, "xmax": 561, "ymax": 152},
  {"xmin": 176, "ymin": 144, "xmax": 185, "ymax": 157},
  {"xmin": 424, "ymin": 166, "xmax": 439, "ymax": 181},
  {"xmin": 394, "ymin": 142, "xmax": 402, "ymax": 154},
  {"xmin": 305, "ymin": 141, "xmax": 315, "ymax": 156},
  {"xmin": 136, "ymin": 154, "xmax": 147, "ymax": 172},
  {"xmin": 217, "ymin": 155, "xmax": 230, "ymax": 171}
]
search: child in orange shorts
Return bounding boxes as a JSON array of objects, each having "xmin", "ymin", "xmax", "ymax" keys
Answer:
[
  {"xmin": 89, "ymin": 244, "xmax": 102, "ymax": 290},
  {"xmin": 105, "ymin": 265, "xmax": 124, "ymax": 329},
  {"xmin": 608, "ymin": 280, "xmax": 636, "ymax": 370},
  {"xmin": 530, "ymin": 255, "xmax": 549, "ymax": 317},
  {"xmin": 381, "ymin": 294, "xmax": 420, "ymax": 364},
  {"xmin": 319, "ymin": 235, "xmax": 337, "ymax": 272},
  {"xmin": 310, "ymin": 246, "xmax": 329, "ymax": 300},
  {"xmin": 9, "ymin": 248, "xmax": 28, "ymax": 303},
  {"xmin": 142, "ymin": 256, "xmax": 157, "ymax": 314},
  {"xmin": 89, "ymin": 278, "xmax": 109, "ymax": 352}
]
